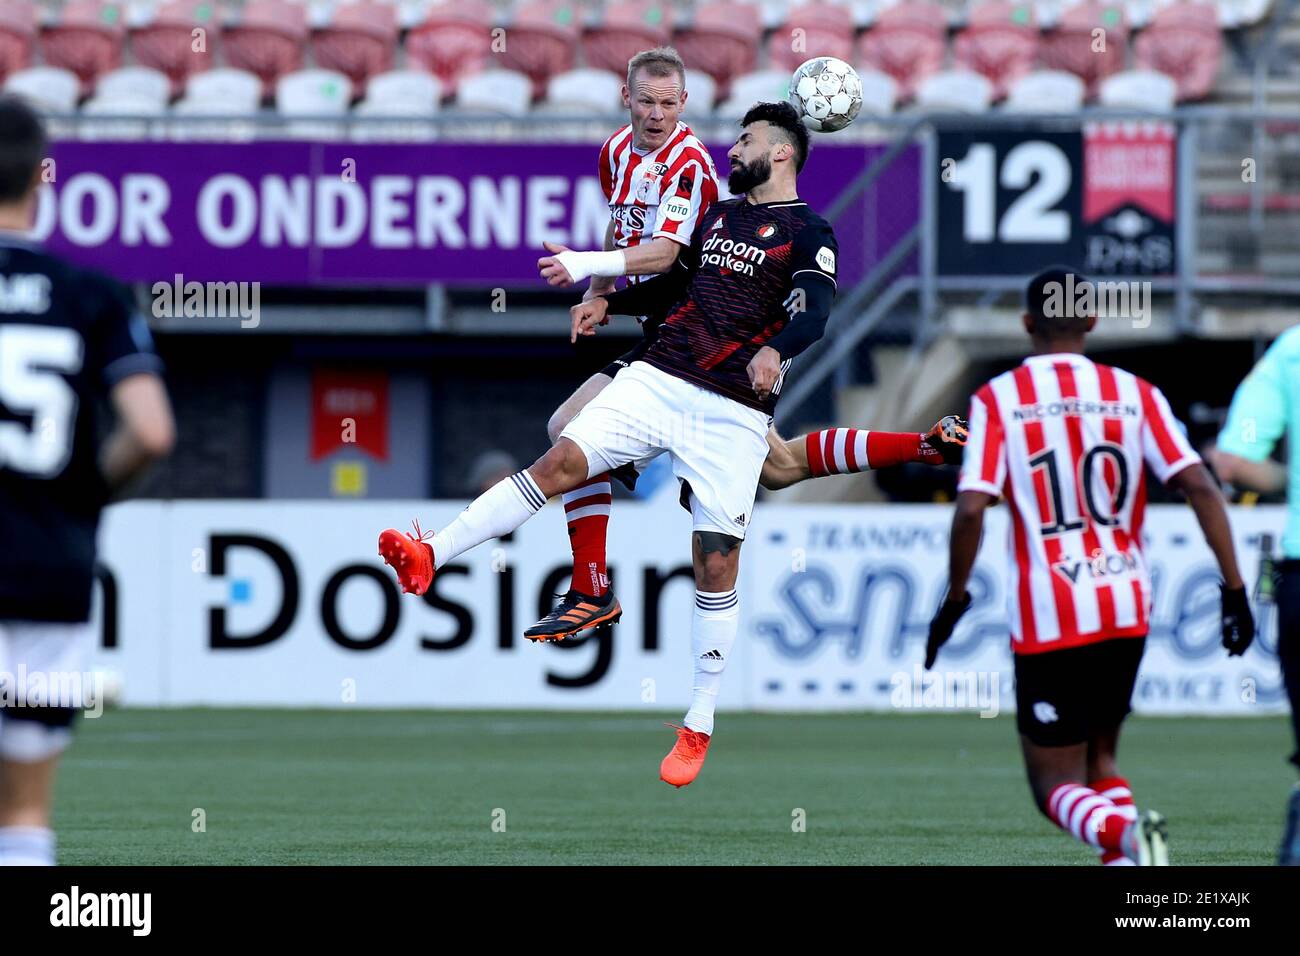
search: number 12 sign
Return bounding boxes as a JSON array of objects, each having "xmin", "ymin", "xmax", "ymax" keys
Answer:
[{"xmin": 936, "ymin": 129, "xmax": 1084, "ymax": 275}]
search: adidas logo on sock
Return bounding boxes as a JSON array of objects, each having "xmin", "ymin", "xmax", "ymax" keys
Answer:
[{"xmin": 700, "ymin": 649, "xmax": 724, "ymax": 660}]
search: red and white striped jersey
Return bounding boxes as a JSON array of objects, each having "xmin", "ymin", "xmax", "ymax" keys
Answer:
[
  {"xmin": 597, "ymin": 121, "xmax": 720, "ymax": 285},
  {"xmin": 959, "ymin": 352, "xmax": 1201, "ymax": 655}
]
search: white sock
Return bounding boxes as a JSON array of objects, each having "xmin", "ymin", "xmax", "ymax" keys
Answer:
[
  {"xmin": 683, "ymin": 588, "xmax": 739, "ymax": 736},
  {"xmin": 432, "ymin": 471, "xmax": 546, "ymax": 566},
  {"xmin": 0, "ymin": 825, "xmax": 56, "ymax": 866}
]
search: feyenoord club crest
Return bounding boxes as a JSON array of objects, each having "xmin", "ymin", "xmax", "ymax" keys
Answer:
[{"xmin": 756, "ymin": 223, "xmax": 777, "ymax": 240}]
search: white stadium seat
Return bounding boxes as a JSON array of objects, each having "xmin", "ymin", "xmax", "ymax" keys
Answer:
[
  {"xmin": 182, "ymin": 68, "xmax": 264, "ymax": 112},
  {"xmin": 684, "ymin": 68, "xmax": 717, "ymax": 115},
  {"xmin": 451, "ymin": 69, "xmax": 533, "ymax": 116},
  {"xmin": 1098, "ymin": 69, "xmax": 1177, "ymax": 111},
  {"xmin": 167, "ymin": 95, "xmax": 260, "ymax": 142},
  {"xmin": 538, "ymin": 68, "xmax": 623, "ymax": 115},
  {"xmin": 95, "ymin": 66, "xmax": 172, "ymax": 110},
  {"xmin": 915, "ymin": 69, "xmax": 993, "ymax": 113},
  {"xmin": 1004, "ymin": 70, "xmax": 1086, "ymax": 113},
  {"xmin": 1216, "ymin": 0, "xmax": 1273, "ymax": 26},
  {"xmin": 363, "ymin": 70, "xmax": 443, "ymax": 111},
  {"xmin": 276, "ymin": 69, "xmax": 354, "ymax": 115},
  {"xmin": 4, "ymin": 67, "xmax": 81, "ymax": 113},
  {"xmin": 715, "ymin": 69, "xmax": 790, "ymax": 120},
  {"xmin": 857, "ymin": 68, "xmax": 898, "ymax": 117}
]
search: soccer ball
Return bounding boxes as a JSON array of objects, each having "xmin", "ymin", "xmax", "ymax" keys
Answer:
[{"xmin": 789, "ymin": 56, "xmax": 863, "ymax": 133}]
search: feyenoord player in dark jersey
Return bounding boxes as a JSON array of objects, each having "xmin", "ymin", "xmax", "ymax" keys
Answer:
[
  {"xmin": 530, "ymin": 64, "xmax": 967, "ymax": 642},
  {"xmin": 0, "ymin": 97, "xmax": 174, "ymax": 865},
  {"xmin": 380, "ymin": 102, "xmax": 875, "ymax": 787},
  {"xmin": 926, "ymin": 269, "xmax": 1255, "ymax": 865}
]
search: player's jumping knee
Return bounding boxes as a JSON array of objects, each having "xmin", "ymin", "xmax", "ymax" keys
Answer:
[{"xmin": 528, "ymin": 439, "xmax": 590, "ymax": 497}]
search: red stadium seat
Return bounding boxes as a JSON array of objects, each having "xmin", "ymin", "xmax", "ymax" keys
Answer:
[
  {"xmin": 0, "ymin": 0, "xmax": 35, "ymax": 86},
  {"xmin": 858, "ymin": 2, "xmax": 948, "ymax": 103},
  {"xmin": 39, "ymin": 0, "xmax": 125, "ymax": 96},
  {"xmin": 498, "ymin": 0, "xmax": 579, "ymax": 99},
  {"xmin": 311, "ymin": 1, "xmax": 397, "ymax": 94},
  {"xmin": 673, "ymin": 4, "xmax": 760, "ymax": 98},
  {"xmin": 1040, "ymin": 2, "xmax": 1128, "ymax": 99},
  {"xmin": 766, "ymin": 2, "xmax": 855, "ymax": 73},
  {"xmin": 129, "ymin": 1, "xmax": 218, "ymax": 98},
  {"xmin": 1134, "ymin": 1, "xmax": 1222, "ymax": 102},
  {"xmin": 952, "ymin": 2, "xmax": 1040, "ymax": 101},
  {"xmin": 581, "ymin": 1, "xmax": 671, "ymax": 78},
  {"xmin": 404, "ymin": 1, "xmax": 495, "ymax": 96},
  {"xmin": 222, "ymin": 0, "xmax": 308, "ymax": 100}
]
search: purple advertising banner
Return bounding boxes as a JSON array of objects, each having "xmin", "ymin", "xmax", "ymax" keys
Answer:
[{"xmin": 37, "ymin": 140, "xmax": 918, "ymax": 288}]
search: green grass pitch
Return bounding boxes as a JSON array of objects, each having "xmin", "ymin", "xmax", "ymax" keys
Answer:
[{"xmin": 54, "ymin": 709, "xmax": 1292, "ymax": 865}]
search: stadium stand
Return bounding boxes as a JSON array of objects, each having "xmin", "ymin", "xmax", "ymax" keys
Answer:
[
  {"xmin": 538, "ymin": 66, "xmax": 624, "ymax": 113},
  {"xmin": 858, "ymin": 2, "xmax": 948, "ymax": 104},
  {"xmin": 498, "ymin": 0, "xmax": 580, "ymax": 98},
  {"xmin": 914, "ymin": 68, "xmax": 995, "ymax": 111},
  {"xmin": 0, "ymin": 0, "xmax": 1291, "ymax": 116},
  {"xmin": 1038, "ymin": 2, "xmax": 1128, "ymax": 99},
  {"xmin": 672, "ymin": 2, "xmax": 760, "ymax": 99},
  {"xmin": 309, "ymin": 0, "xmax": 398, "ymax": 92},
  {"xmin": 581, "ymin": 0, "xmax": 672, "ymax": 76},
  {"xmin": 222, "ymin": 0, "xmax": 308, "ymax": 98},
  {"xmin": 767, "ymin": 1, "xmax": 857, "ymax": 72},
  {"xmin": 0, "ymin": 0, "xmax": 36, "ymax": 86},
  {"xmin": 128, "ymin": 0, "xmax": 218, "ymax": 97},
  {"xmin": 1003, "ymin": 67, "xmax": 1087, "ymax": 111},
  {"xmin": 952, "ymin": 1, "xmax": 1041, "ymax": 101},
  {"xmin": 40, "ymin": 0, "xmax": 126, "ymax": 95},
  {"xmin": 404, "ymin": 0, "xmax": 495, "ymax": 96}
]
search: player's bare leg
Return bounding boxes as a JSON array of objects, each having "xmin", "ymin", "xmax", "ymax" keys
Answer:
[
  {"xmin": 758, "ymin": 417, "xmax": 970, "ymax": 491},
  {"xmin": 525, "ymin": 372, "xmax": 625, "ymax": 641},
  {"xmin": 0, "ymin": 754, "xmax": 59, "ymax": 865},
  {"xmin": 1086, "ymin": 725, "xmax": 1140, "ymax": 865},
  {"xmin": 660, "ymin": 530, "xmax": 741, "ymax": 788},
  {"xmin": 379, "ymin": 439, "xmax": 592, "ymax": 597},
  {"xmin": 1021, "ymin": 735, "xmax": 1166, "ymax": 865}
]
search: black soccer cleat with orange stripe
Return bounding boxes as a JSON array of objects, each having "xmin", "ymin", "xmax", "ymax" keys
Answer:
[{"xmin": 524, "ymin": 589, "xmax": 622, "ymax": 642}]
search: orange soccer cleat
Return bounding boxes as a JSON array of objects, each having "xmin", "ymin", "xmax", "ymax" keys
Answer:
[
  {"xmin": 659, "ymin": 724, "xmax": 712, "ymax": 788},
  {"xmin": 378, "ymin": 521, "xmax": 435, "ymax": 596}
]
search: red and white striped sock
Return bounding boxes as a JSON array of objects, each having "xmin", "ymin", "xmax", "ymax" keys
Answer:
[
  {"xmin": 562, "ymin": 475, "xmax": 611, "ymax": 598},
  {"xmin": 1046, "ymin": 782, "xmax": 1133, "ymax": 856},
  {"xmin": 1092, "ymin": 776, "xmax": 1138, "ymax": 866},
  {"xmin": 805, "ymin": 428, "xmax": 935, "ymax": 478}
]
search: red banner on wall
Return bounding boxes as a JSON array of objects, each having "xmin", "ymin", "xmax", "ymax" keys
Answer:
[
  {"xmin": 1082, "ymin": 121, "xmax": 1176, "ymax": 224},
  {"xmin": 310, "ymin": 369, "xmax": 389, "ymax": 462}
]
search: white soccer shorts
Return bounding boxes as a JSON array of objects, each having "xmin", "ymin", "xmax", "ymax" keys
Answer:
[
  {"xmin": 560, "ymin": 360, "xmax": 770, "ymax": 539},
  {"xmin": 0, "ymin": 620, "xmax": 94, "ymax": 762}
]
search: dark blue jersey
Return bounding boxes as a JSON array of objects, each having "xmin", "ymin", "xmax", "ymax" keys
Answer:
[
  {"xmin": 602, "ymin": 197, "xmax": 838, "ymax": 414},
  {"xmin": 0, "ymin": 235, "xmax": 163, "ymax": 622}
]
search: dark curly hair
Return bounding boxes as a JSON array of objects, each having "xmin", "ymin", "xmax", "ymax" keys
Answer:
[{"xmin": 740, "ymin": 101, "xmax": 810, "ymax": 173}]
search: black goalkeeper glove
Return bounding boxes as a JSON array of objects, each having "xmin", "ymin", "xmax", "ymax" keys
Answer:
[
  {"xmin": 925, "ymin": 591, "xmax": 972, "ymax": 670},
  {"xmin": 1221, "ymin": 585, "xmax": 1255, "ymax": 657},
  {"xmin": 922, "ymin": 415, "xmax": 970, "ymax": 466}
]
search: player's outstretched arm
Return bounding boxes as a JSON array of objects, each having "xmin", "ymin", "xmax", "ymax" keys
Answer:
[
  {"xmin": 539, "ymin": 237, "xmax": 681, "ymax": 288},
  {"xmin": 100, "ymin": 373, "xmax": 176, "ymax": 494},
  {"xmin": 1168, "ymin": 462, "xmax": 1255, "ymax": 655}
]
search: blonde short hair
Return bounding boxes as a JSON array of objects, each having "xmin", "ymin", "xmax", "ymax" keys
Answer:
[{"xmin": 626, "ymin": 47, "xmax": 686, "ymax": 92}]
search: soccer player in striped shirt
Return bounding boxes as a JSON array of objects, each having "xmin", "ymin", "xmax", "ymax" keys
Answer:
[
  {"xmin": 530, "ymin": 47, "xmax": 967, "ymax": 641},
  {"xmin": 926, "ymin": 267, "xmax": 1255, "ymax": 865}
]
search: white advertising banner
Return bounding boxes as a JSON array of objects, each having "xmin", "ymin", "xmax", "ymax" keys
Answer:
[{"xmin": 92, "ymin": 501, "xmax": 1286, "ymax": 715}]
